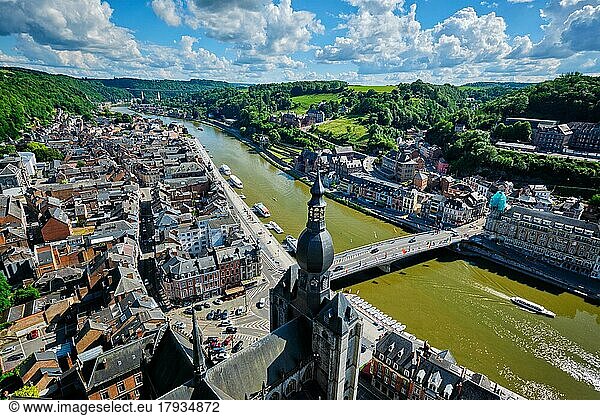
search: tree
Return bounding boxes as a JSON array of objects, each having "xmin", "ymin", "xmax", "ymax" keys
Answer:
[
  {"xmin": 0, "ymin": 272, "xmax": 11, "ymax": 311},
  {"xmin": 11, "ymin": 286, "xmax": 40, "ymax": 306},
  {"xmin": 23, "ymin": 142, "xmax": 64, "ymax": 162},
  {"xmin": 13, "ymin": 385, "xmax": 39, "ymax": 398},
  {"xmin": 590, "ymin": 194, "xmax": 600, "ymax": 206}
]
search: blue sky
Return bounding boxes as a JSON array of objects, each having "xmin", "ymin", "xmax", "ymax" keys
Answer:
[{"xmin": 0, "ymin": 0, "xmax": 599, "ymax": 84}]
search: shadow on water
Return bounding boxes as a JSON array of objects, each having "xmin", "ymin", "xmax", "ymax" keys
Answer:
[{"xmin": 331, "ymin": 248, "xmax": 445, "ymax": 291}]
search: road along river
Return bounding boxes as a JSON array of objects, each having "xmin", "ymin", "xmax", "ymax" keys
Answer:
[{"xmin": 115, "ymin": 108, "xmax": 600, "ymax": 399}]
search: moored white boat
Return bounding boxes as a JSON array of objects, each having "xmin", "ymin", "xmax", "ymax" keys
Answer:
[
  {"xmin": 229, "ymin": 174, "xmax": 243, "ymax": 189},
  {"xmin": 269, "ymin": 221, "xmax": 284, "ymax": 234},
  {"xmin": 253, "ymin": 202, "xmax": 271, "ymax": 218},
  {"xmin": 219, "ymin": 164, "xmax": 231, "ymax": 175}
]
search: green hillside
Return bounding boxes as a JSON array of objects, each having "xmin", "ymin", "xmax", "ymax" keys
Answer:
[
  {"xmin": 96, "ymin": 77, "xmax": 232, "ymax": 98},
  {"xmin": 482, "ymin": 73, "xmax": 600, "ymax": 123},
  {"xmin": 0, "ymin": 67, "xmax": 130, "ymax": 141}
]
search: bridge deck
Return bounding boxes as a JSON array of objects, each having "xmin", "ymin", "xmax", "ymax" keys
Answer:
[{"xmin": 331, "ymin": 221, "xmax": 484, "ymax": 279}]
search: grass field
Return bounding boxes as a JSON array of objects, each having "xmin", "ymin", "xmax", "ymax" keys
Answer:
[
  {"xmin": 314, "ymin": 116, "xmax": 368, "ymax": 147},
  {"xmin": 291, "ymin": 93, "xmax": 340, "ymax": 112},
  {"xmin": 348, "ymin": 85, "xmax": 397, "ymax": 93}
]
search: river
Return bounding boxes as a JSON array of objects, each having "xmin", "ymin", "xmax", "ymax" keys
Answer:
[{"xmin": 116, "ymin": 108, "xmax": 600, "ymax": 399}]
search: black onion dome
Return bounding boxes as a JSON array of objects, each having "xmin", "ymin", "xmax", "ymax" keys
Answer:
[{"xmin": 296, "ymin": 227, "xmax": 334, "ymax": 274}]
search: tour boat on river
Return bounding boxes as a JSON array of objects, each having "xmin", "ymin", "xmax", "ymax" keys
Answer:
[
  {"xmin": 510, "ymin": 297, "xmax": 555, "ymax": 318},
  {"xmin": 253, "ymin": 202, "xmax": 271, "ymax": 218},
  {"xmin": 229, "ymin": 174, "xmax": 243, "ymax": 189}
]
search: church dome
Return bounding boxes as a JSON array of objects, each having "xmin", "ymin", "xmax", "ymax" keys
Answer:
[
  {"xmin": 295, "ymin": 170, "xmax": 334, "ymax": 275},
  {"xmin": 490, "ymin": 191, "xmax": 507, "ymax": 212},
  {"xmin": 296, "ymin": 227, "xmax": 334, "ymax": 274}
]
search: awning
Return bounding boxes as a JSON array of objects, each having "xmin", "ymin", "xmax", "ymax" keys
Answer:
[
  {"xmin": 242, "ymin": 279, "xmax": 258, "ymax": 286},
  {"xmin": 225, "ymin": 286, "xmax": 245, "ymax": 296}
]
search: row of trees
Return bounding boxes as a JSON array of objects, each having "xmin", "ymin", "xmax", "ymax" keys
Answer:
[{"xmin": 445, "ymin": 130, "xmax": 600, "ymax": 189}]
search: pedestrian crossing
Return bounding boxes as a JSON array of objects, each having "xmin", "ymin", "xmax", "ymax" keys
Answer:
[
  {"xmin": 245, "ymin": 283, "xmax": 267, "ymax": 300},
  {"xmin": 239, "ymin": 318, "xmax": 270, "ymax": 333}
]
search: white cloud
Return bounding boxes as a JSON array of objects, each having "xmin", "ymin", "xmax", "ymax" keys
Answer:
[
  {"xmin": 317, "ymin": 3, "xmax": 512, "ymax": 73},
  {"xmin": 561, "ymin": 5, "xmax": 600, "ymax": 52},
  {"xmin": 151, "ymin": 0, "xmax": 323, "ymax": 67},
  {"xmin": 527, "ymin": 0, "xmax": 600, "ymax": 58},
  {"xmin": 151, "ymin": 0, "xmax": 181, "ymax": 27},
  {"xmin": 0, "ymin": 0, "xmax": 140, "ymax": 61}
]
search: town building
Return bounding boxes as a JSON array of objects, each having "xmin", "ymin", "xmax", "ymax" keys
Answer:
[
  {"xmin": 485, "ymin": 197, "xmax": 600, "ymax": 279},
  {"xmin": 532, "ymin": 124, "xmax": 572, "ymax": 152},
  {"xmin": 160, "ymin": 244, "xmax": 261, "ymax": 302},
  {"xmin": 381, "ymin": 150, "xmax": 418, "ymax": 183},
  {"xmin": 362, "ymin": 331, "xmax": 521, "ymax": 400},
  {"xmin": 568, "ymin": 122, "xmax": 600, "ymax": 153},
  {"xmin": 151, "ymin": 173, "xmax": 363, "ymax": 400}
]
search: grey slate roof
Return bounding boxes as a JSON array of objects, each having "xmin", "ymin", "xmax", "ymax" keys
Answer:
[
  {"xmin": 87, "ymin": 335, "xmax": 154, "ymax": 389},
  {"xmin": 146, "ymin": 327, "xmax": 196, "ymax": 399},
  {"xmin": 204, "ymin": 315, "xmax": 314, "ymax": 400},
  {"xmin": 315, "ymin": 292, "xmax": 358, "ymax": 336}
]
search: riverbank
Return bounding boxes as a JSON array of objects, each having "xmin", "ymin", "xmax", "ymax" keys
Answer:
[
  {"xmin": 113, "ymin": 106, "xmax": 600, "ymax": 399},
  {"xmin": 457, "ymin": 240, "xmax": 600, "ymax": 303},
  {"xmin": 167, "ymin": 113, "xmax": 600, "ymax": 303}
]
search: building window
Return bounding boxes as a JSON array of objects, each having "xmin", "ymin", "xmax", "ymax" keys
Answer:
[
  {"xmin": 117, "ymin": 382, "xmax": 125, "ymax": 393},
  {"xmin": 135, "ymin": 374, "xmax": 143, "ymax": 386},
  {"xmin": 100, "ymin": 390, "xmax": 109, "ymax": 400}
]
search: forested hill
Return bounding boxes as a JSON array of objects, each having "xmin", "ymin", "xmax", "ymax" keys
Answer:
[
  {"xmin": 481, "ymin": 73, "xmax": 600, "ymax": 123},
  {"xmin": 95, "ymin": 77, "xmax": 233, "ymax": 98},
  {"xmin": 0, "ymin": 67, "xmax": 130, "ymax": 141}
]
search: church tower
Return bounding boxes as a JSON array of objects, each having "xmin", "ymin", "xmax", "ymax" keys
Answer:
[
  {"xmin": 294, "ymin": 169, "xmax": 335, "ymax": 317},
  {"xmin": 270, "ymin": 170, "xmax": 362, "ymax": 400}
]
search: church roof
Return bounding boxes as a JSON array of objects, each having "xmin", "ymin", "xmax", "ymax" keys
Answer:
[
  {"xmin": 204, "ymin": 316, "xmax": 313, "ymax": 400},
  {"xmin": 146, "ymin": 328, "xmax": 196, "ymax": 399},
  {"xmin": 315, "ymin": 293, "xmax": 358, "ymax": 336}
]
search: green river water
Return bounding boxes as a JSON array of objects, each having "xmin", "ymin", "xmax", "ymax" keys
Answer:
[{"xmin": 118, "ymin": 108, "xmax": 600, "ymax": 399}]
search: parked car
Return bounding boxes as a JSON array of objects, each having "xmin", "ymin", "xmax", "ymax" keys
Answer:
[
  {"xmin": 409, "ymin": 237, "xmax": 416, "ymax": 243},
  {"xmin": 215, "ymin": 308, "xmax": 222, "ymax": 316},
  {"xmin": 194, "ymin": 304, "xmax": 203, "ymax": 311},
  {"xmin": 8, "ymin": 353, "xmax": 24, "ymax": 361},
  {"xmin": 232, "ymin": 341, "xmax": 244, "ymax": 353},
  {"xmin": 225, "ymin": 326, "xmax": 238, "ymax": 334},
  {"xmin": 203, "ymin": 302, "xmax": 210, "ymax": 308},
  {"xmin": 334, "ymin": 265, "xmax": 343, "ymax": 272},
  {"xmin": 235, "ymin": 307, "xmax": 244, "ymax": 316},
  {"xmin": 207, "ymin": 312, "xmax": 215, "ymax": 320},
  {"xmin": 221, "ymin": 311, "xmax": 229, "ymax": 320},
  {"xmin": 218, "ymin": 320, "xmax": 232, "ymax": 327},
  {"xmin": 370, "ymin": 247, "xmax": 379, "ymax": 254},
  {"xmin": 206, "ymin": 336, "xmax": 218, "ymax": 343},
  {"xmin": 214, "ymin": 299, "xmax": 224, "ymax": 305},
  {"xmin": 2, "ymin": 346, "xmax": 16, "ymax": 354},
  {"xmin": 214, "ymin": 352, "xmax": 229, "ymax": 361},
  {"xmin": 211, "ymin": 347, "xmax": 225, "ymax": 354},
  {"xmin": 257, "ymin": 298, "xmax": 266, "ymax": 308}
]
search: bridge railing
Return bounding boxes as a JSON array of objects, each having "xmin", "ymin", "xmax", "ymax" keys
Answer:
[{"xmin": 333, "ymin": 230, "xmax": 445, "ymax": 262}]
